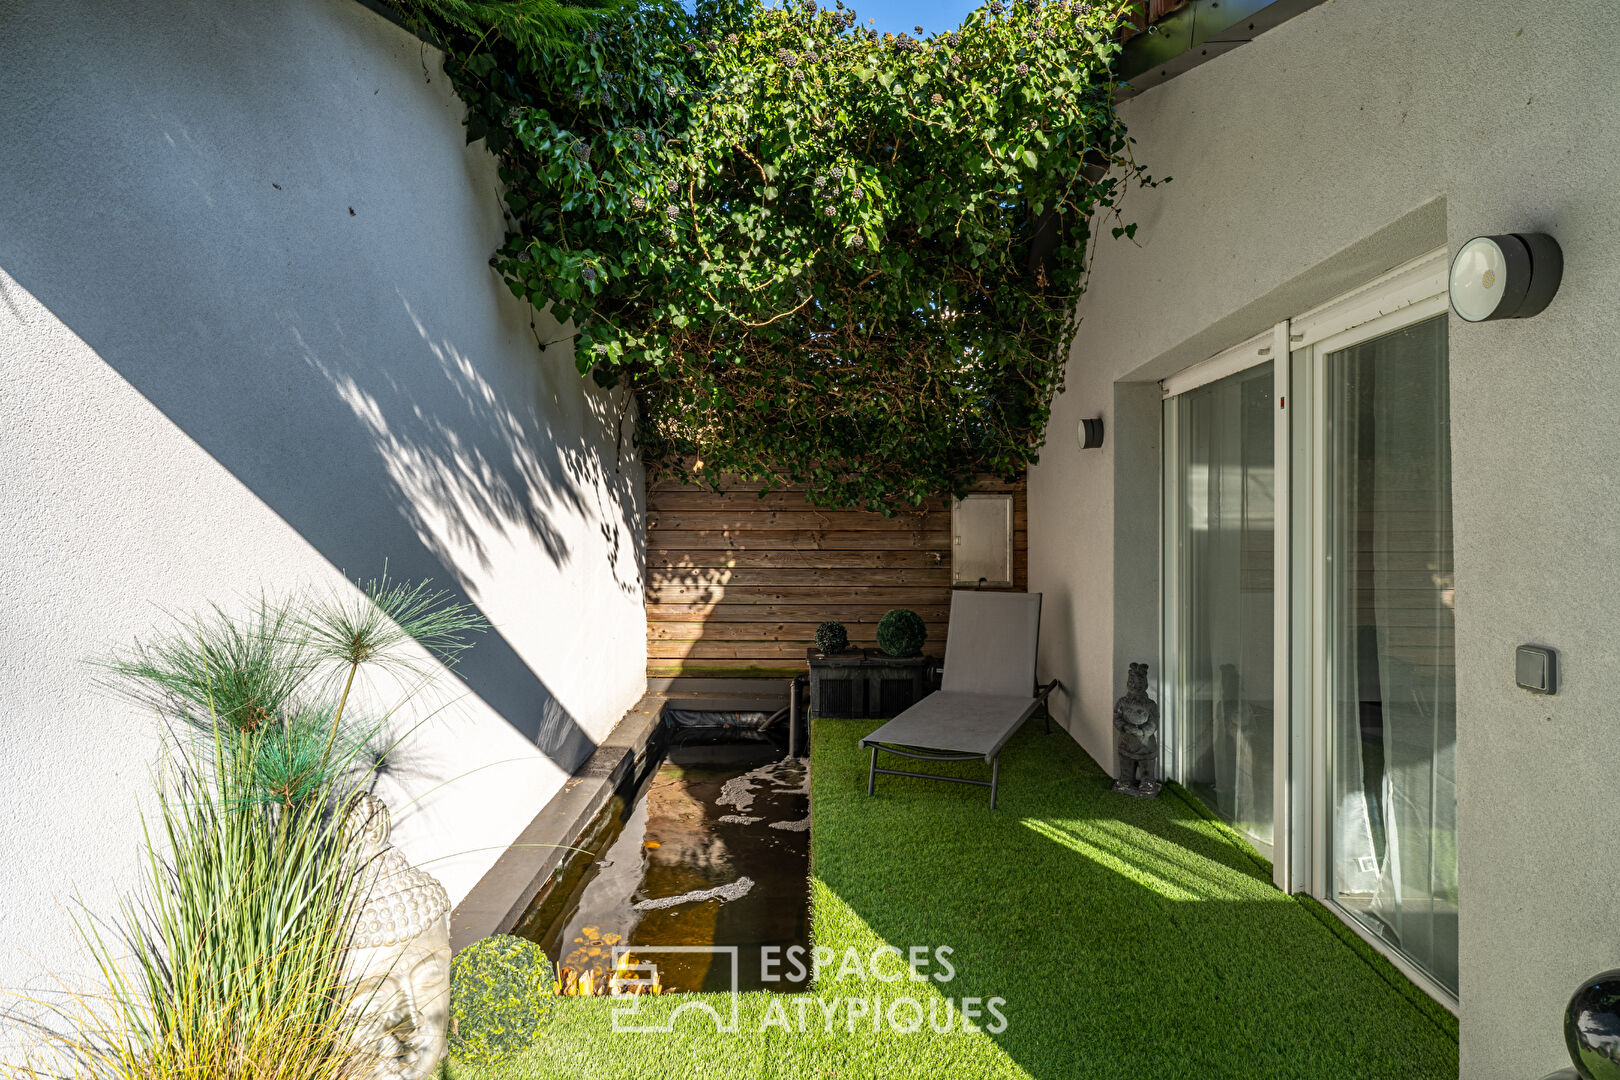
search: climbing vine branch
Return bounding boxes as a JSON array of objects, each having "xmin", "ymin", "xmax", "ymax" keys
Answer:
[{"xmin": 423, "ymin": 0, "xmax": 1164, "ymax": 510}]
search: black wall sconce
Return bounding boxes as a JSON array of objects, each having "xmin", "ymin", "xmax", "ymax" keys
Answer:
[
  {"xmin": 1077, "ymin": 417, "xmax": 1104, "ymax": 450},
  {"xmin": 1449, "ymin": 233, "xmax": 1562, "ymax": 322}
]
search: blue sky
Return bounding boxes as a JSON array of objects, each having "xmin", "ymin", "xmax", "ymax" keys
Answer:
[{"xmin": 816, "ymin": 0, "xmax": 984, "ymax": 37}]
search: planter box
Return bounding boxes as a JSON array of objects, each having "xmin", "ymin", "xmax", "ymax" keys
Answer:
[
  {"xmin": 806, "ymin": 649, "xmax": 937, "ymax": 720},
  {"xmin": 863, "ymin": 655, "xmax": 935, "ymax": 718},
  {"xmin": 806, "ymin": 647, "xmax": 867, "ymax": 719}
]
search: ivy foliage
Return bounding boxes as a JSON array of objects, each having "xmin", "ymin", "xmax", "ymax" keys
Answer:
[
  {"xmin": 434, "ymin": 0, "xmax": 1160, "ymax": 510},
  {"xmin": 385, "ymin": 0, "xmax": 638, "ymax": 52}
]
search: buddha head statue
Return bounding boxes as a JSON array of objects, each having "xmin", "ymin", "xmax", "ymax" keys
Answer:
[{"xmin": 341, "ymin": 793, "xmax": 452, "ymax": 1080}]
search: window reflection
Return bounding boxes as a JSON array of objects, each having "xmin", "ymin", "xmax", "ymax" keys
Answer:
[{"xmin": 1174, "ymin": 363, "xmax": 1276, "ymax": 852}]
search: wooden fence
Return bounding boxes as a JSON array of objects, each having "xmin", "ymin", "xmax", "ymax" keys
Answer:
[{"xmin": 646, "ymin": 476, "xmax": 1027, "ymax": 680}]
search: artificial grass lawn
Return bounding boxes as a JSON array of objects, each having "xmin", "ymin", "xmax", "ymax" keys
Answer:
[{"xmin": 447, "ymin": 718, "xmax": 1457, "ymax": 1080}]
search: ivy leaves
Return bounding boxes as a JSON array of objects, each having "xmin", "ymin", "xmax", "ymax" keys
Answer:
[{"xmin": 432, "ymin": 0, "xmax": 1159, "ymax": 511}]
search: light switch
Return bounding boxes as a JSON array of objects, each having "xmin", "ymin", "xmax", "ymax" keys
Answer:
[{"xmin": 1515, "ymin": 645, "xmax": 1557, "ymax": 695}]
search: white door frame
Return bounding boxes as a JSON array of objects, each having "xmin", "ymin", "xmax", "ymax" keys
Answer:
[
  {"xmin": 1160, "ymin": 327, "xmax": 1286, "ymax": 870},
  {"xmin": 1160, "ymin": 249, "xmax": 1457, "ymax": 1010},
  {"xmin": 1291, "ymin": 262, "xmax": 1457, "ymax": 1012}
]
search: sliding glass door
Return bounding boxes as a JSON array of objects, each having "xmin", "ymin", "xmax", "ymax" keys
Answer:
[
  {"xmin": 1319, "ymin": 313, "xmax": 1457, "ymax": 995},
  {"xmin": 1166, "ymin": 362, "xmax": 1276, "ymax": 854},
  {"xmin": 1162, "ymin": 252, "xmax": 1458, "ymax": 1005}
]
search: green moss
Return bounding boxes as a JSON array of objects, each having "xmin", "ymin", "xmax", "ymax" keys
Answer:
[{"xmin": 449, "ymin": 934, "xmax": 554, "ymax": 1066}]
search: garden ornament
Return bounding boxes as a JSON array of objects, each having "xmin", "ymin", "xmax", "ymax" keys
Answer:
[
  {"xmin": 342, "ymin": 793, "xmax": 453, "ymax": 1080},
  {"xmin": 1547, "ymin": 968, "xmax": 1620, "ymax": 1080},
  {"xmin": 1112, "ymin": 662, "xmax": 1161, "ymax": 798}
]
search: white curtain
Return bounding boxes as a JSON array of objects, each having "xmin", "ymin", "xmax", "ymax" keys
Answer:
[{"xmin": 1329, "ymin": 315, "xmax": 1458, "ymax": 994}]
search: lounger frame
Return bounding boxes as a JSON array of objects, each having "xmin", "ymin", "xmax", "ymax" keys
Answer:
[{"xmin": 862, "ymin": 679, "xmax": 1058, "ymax": 809}]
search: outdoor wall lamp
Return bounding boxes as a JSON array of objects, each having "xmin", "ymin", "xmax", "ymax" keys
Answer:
[
  {"xmin": 1448, "ymin": 233, "xmax": 1562, "ymax": 322},
  {"xmin": 1077, "ymin": 417, "xmax": 1104, "ymax": 450}
]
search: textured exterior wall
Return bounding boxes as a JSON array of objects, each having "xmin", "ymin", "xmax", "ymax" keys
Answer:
[
  {"xmin": 1027, "ymin": 0, "xmax": 1620, "ymax": 1074},
  {"xmin": 0, "ymin": 0, "xmax": 646, "ymax": 998}
]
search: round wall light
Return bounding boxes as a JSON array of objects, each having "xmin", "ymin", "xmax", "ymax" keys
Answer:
[
  {"xmin": 1448, "ymin": 233, "xmax": 1562, "ymax": 322},
  {"xmin": 1078, "ymin": 417, "xmax": 1104, "ymax": 450}
]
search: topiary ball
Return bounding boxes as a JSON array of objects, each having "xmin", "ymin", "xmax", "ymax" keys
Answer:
[
  {"xmin": 449, "ymin": 934, "xmax": 555, "ymax": 1066},
  {"xmin": 876, "ymin": 609, "xmax": 927, "ymax": 658},
  {"xmin": 815, "ymin": 621, "xmax": 850, "ymax": 655}
]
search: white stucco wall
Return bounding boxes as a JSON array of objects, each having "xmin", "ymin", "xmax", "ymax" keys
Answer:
[
  {"xmin": 1029, "ymin": 0, "xmax": 1620, "ymax": 1075},
  {"xmin": 0, "ymin": 0, "xmax": 646, "ymax": 1000}
]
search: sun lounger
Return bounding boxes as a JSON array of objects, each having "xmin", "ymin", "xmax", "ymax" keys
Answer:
[{"xmin": 859, "ymin": 592, "xmax": 1057, "ymax": 809}]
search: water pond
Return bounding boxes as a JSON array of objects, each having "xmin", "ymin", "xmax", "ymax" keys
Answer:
[{"xmin": 512, "ymin": 725, "xmax": 810, "ymax": 994}]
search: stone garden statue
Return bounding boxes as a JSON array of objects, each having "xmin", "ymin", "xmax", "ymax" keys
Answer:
[
  {"xmin": 341, "ymin": 793, "xmax": 453, "ymax": 1080},
  {"xmin": 1113, "ymin": 662, "xmax": 1161, "ymax": 798}
]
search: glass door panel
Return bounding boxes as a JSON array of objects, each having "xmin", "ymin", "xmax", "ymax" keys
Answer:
[
  {"xmin": 1323, "ymin": 313, "xmax": 1457, "ymax": 995},
  {"xmin": 1171, "ymin": 362, "xmax": 1276, "ymax": 852}
]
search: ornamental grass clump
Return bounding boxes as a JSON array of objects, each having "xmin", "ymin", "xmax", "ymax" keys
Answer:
[
  {"xmin": 5, "ymin": 576, "xmax": 485, "ymax": 1080},
  {"xmin": 1, "ymin": 739, "xmax": 367, "ymax": 1080},
  {"xmin": 430, "ymin": 0, "xmax": 1162, "ymax": 511}
]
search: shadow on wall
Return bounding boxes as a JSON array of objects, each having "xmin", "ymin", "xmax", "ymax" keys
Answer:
[{"xmin": 0, "ymin": 0, "xmax": 644, "ymax": 772}]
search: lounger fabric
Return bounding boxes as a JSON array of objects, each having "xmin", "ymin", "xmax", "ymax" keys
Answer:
[
  {"xmin": 858, "ymin": 691, "xmax": 1036, "ymax": 761},
  {"xmin": 939, "ymin": 591, "xmax": 1041, "ymax": 697}
]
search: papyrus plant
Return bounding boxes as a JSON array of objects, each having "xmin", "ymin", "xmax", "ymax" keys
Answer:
[{"xmin": 5, "ymin": 577, "xmax": 484, "ymax": 1080}]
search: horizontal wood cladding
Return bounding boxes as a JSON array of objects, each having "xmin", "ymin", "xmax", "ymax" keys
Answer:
[
  {"xmin": 646, "ymin": 510, "xmax": 1028, "ymax": 532},
  {"xmin": 651, "ymin": 477, "xmax": 1026, "ymax": 493},
  {"xmin": 648, "ymin": 492, "xmax": 955, "ymax": 511},
  {"xmin": 648, "ymin": 567, "xmax": 956, "ymax": 587},
  {"xmin": 645, "ymin": 476, "xmax": 1027, "ymax": 679},
  {"xmin": 652, "ymin": 549, "xmax": 949, "ymax": 569},
  {"xmin": 649, "ymin": 529, "xmax": 957, "ymax": 551},
  {"xmin": 646, "ymin": 604, "xmax": 954, "ymax": 622},
  {"xmin": 648, "ymin": 585, "xmax": 954, "ymax": 606},
  {"xmin": 649, "ymin": 621, "xmax": 951, "ymax": 642}
]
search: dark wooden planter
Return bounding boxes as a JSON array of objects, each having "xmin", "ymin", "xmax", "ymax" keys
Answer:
[
  {"xmin": 806, "ymin": 649, "xmax": 937, "ymax": 720},
  {"xmin": 863, "ymin": 654, "xmax": 936, "ymax": 718},
  {"xmin": 806, "ymin": 648, "xmax": 866, "ymax": 719}
]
